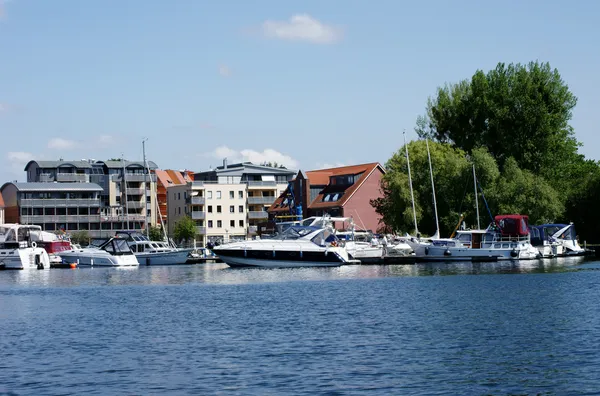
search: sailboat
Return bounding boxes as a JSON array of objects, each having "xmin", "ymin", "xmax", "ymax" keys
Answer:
[
  {"xmin": 117, "ymin": 139, "xmax": 194, "ymax": 265},
  {"xmin": 413, "ymin": 162, "xmax": 539, "ymax": 261}
]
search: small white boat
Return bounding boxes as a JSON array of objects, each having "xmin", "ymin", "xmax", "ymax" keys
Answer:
[
  {"xmin": 59, "ymin": 237, "xmax": 139, "ymax": 267},
  {"xmin": 0, "ymin": 224, "xmax": 51, "ymax": 270},
  {"xmin": 530, "ymin": 223, "xmax": 586, "ymax": 257},
  {"xmin": 115, "ymin": 231, "xmax": 193, "ymax": 265},
  {"xmin": 214, "ymin": 225, "xmax": 354, "ymax": 268}
]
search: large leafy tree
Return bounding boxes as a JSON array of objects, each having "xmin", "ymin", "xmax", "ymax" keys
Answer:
[
  {"xmin": 416, "ymin": 61, "xmax": 580, "ymax": 183},
  {"xmin": 173, "ymin": 216, "xmax": 197, "ymax": 243}
]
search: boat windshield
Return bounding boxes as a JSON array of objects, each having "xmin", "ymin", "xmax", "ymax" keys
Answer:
[
  {"xmin": 278, "ymin": 226, "xmax": 320, "ymax": 240},
  {"xmin": 102, "ymin": 238, "xmax": 133, "ymax": 255}
]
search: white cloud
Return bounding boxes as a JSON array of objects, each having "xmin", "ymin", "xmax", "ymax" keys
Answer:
[
  {"xmin": 48, "ymin": 137, "xmax": 79, "ymax": 150},
  {"xmin": 262, "ymin": 14, "xmax": 343, "ymax": 44},
  {"xmin": 6, "ymin": 151, "xmax": 34, "ymax": 181},
  {"xmin": 218, "ymin": 64, "xmax": 231, "ymax": 77},
  {"xmin": 316, "ymin": 162, "xmax": 346, "ymax": 170},
  {"xmin": 204, "ymin": 146, "xmax": 299, "ymax": 169}
]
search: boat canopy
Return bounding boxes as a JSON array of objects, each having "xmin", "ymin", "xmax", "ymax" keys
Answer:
[
  {"xmin": 494, "ymin": 215, "xmax": 529, "ymax": 237},
  {"xmin": 530, "ymin": 223, "xmax": 575, "ymax": 242}
]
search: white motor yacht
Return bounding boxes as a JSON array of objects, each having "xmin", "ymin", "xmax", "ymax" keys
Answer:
[
  {"xmin": 213, "ymin": 225, "xmax": 355, "ymax": 268},
  {"xmin": 0, "ymin": 224, "xmax": 51, "ymax": 270},
  {"xmin": 59, "ymin": 237, "xmax": 139, "ymax": 267},
  {"xmin": 114, "ymin": 231, "xmax": 193, "ymax": 265}
]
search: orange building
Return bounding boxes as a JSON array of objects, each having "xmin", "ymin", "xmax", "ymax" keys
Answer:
[
  {"xmin": 154, "ymin": 169, "xmax": 194, "ymax": 226},
  {"xmin": 0, "ymin": 191, "xmax": 4, "ymax": 224}
]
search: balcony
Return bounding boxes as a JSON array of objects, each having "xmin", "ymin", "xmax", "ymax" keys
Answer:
[
  {"xmin": 247, "ymin": 196, "xmax": 275, "ymax": 205},
  {"xmin": 126, "ymin": 201, "xmax": 145, "ymax": 209},
  {"xmin": 102, "ymin": 214, "xmax": 145, "ymax": 222},
  {"xmin": 195, "ymin": 226, "xmax": 207, "ymax": 235},
  {"xmin": 246, "ymin": 181, "xmax": 277, "ymax": 189},
  {"xmin": 119, "ymin": 174, "xmax": 156, "ymax": 182},
  {"xmin": 190, "ymin": 196, "xmax": 205, "ymax": 205},
  {"xmin": 20, "ymin": 198, "xmax": 101, "ymax": 207},
  {"xmin": 20, "ymin": 215, "xmax": 102, "ymax": 223},
  {"xmin": 191, "ymin": 211, "xmax": 206, "ymax": 220},
  {"xmin": 57, "ymin": 173, "xmax": 89, "ymax": 183},
  {"xmin": 248, "ymin": 211, "xmax": 268, "ymax": 219},
  {"xmin": 38, "ymin": 174, "xmax": 55, "ymax": 182},
  {"xmin": 126, "ymin": 187, "xmax": 145, "ymax": 195}
]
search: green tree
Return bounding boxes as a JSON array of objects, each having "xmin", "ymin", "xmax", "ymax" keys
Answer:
[
  {"xmin": 416, "ymin": 61, "xmax": 580, "ymax": 181},
  {"xmin": 173, "ymin": 216, "xmax": 196, "ymax": 243},
  {"xmin": 70, "ymin": 230, "xmax": 90, "ymax": 246},
  {"xmin": 148, "ymin": 225, "xmax": 164, "ymax": 241}
]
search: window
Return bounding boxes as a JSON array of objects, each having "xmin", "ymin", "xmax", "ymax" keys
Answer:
[
  {"xmin": 230, "ymin": 220, "xmax": 235, "ymax": 227},
  {"xmin": 217, "ymin": 220, "xmax": 222, "ymax": 228},
  {"xmin": 178, "ymin": 192, "xmax": 181, "ymax": 200},
  {"xmin": 207, "ymin": 191, "xmax": 212, "ymax": 199},
  {"xmin": 178, "ymin": 207, "xmax": 181, "ymax": 214},
  {"xmin": 239, "ymin": 220, "xmax": 244, "ymax": 227},
  {"xmin": 238, "ymin": 205, "xmax": 244, "ymax": 213},
  {"xmin": 208, "ymin": 220, "xmax": 213, "ymax": 228},
  {"xmin": 229, "ymin": 191, "xmax": 234, "ymax": 199},
  {"xmin": 216, "ymin": 191, "xmax": 222, "ymax": 199},
  {"xmin": 208, "ymin": 205, "xmax": 212, "ymax": 213},
  {"xmin": 217, "ymin": 205, "xmax": 222, "ymax": 213},
  {"xmin": 238, "ymin": 191, "xmax": 243, "ymax": 199}
]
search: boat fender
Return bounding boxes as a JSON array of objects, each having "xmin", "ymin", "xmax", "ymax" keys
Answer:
[
  {"xmin": 31, "ymin": 241, "xmax": 37, "ymax": 248},
  {"xmin": 510, "ymin": 249, "xmax": 518, "ymax": 258},
  {"xmin": 424, "ymin": 247, "xmax": 429, "ymax": 255},
  {"xmin": 444, "ymin": 249, "xmax": 451, "ymax": 256}
]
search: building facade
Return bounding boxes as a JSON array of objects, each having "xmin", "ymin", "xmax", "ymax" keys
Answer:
[
  {"xmin": 168, "ymin": 160, "xmax": 295, "ymax": 245},
  {"xmin": 0, "ymin": 182, "xmax": 107, "ymax": 237},
  {"xmin": 22, "ymin": 159, "xmax": 158, "ymax": 235},
  {"xmin": 154, "ymin": 169, "xmax": 194, "ymax": 228},
  {"xmin": 268, "ymin": 163, "xmax": 386, "ymax": 232}
]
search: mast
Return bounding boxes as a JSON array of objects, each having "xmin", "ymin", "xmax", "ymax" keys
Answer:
[
  {"xmin": 122, "ymin": 154, "xmax": 130, "ymax": 230},
  {"xmin": 473, "ymin": 164, "xmax": 481, "ymax": 229},
  {"xmin": 403, "ymin": 130, "xmax": 418, "ymax": 235},
  {"xmin": 142, "ymin": 138, "xmax": 150, "ymax": 238},
  {"xmin": 426, "ymin": 139, "xmax": 440, "ymax": 238}
]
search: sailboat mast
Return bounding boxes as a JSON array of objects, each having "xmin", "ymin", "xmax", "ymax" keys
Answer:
[
  {"xmin": 403, "ymin": 130, "xmax": 418, "ymax": 235},
  {"xmin": 473, "ymin": 164, "xmax": 481, "ymax": 229},
  {"xmin": 122, "ymin": 154, "xmax": 130, "ymax": 230},
  {"xmin": 426, "ymin": 139, "xmax": 440, "ymax": 237},
  {"xmin": 142, "ymin": 138, "xmax": 150, "ymax": 238}
]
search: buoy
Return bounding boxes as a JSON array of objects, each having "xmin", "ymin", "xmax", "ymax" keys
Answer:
[
  {"xmin": 510, "ymin": 249, "xmax": 518, "ymax": 258},
  {"xmin": 69, "ymin": 263, "xmax": 77, "ymax": 269},
  {"xmin": 444, "ymin": 249, "xmax": 451, "ymax": 256}
]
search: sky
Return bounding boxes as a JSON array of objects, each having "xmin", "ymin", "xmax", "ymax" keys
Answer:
[{"xmin": 1, "ymin": 0, "xmax": 599, "ymax": 182}]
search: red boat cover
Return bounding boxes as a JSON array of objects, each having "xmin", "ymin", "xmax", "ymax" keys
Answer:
[{"xmin": 494, "ymin": 215, "xmax": 529, "ymax": 237}]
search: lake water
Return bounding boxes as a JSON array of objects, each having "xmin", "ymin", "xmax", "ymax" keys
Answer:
[{"xmin": 1, "ymin": 257, "xmax": 600, "ymax": 395}]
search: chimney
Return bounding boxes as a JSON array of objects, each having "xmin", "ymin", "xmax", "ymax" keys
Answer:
[{"xmin": 223, "ymin": 158, "xmax": 228, "ymax": 169}]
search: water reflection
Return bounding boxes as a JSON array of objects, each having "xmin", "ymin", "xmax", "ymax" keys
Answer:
[{"xmin": 0, "ymin": 256, "xmax": 592, "ymax": 288}]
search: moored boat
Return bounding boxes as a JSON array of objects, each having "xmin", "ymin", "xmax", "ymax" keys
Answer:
[
  {"xmin": 0, "ymin": 224, "xmax": 51, "ymax": 270},
  {"xmin": 114, "ymin": 231, "xmax": 193, "ymax": 265},
  {"xmin": 58, "ymin": 237, "xmax": 139, "ymax": 267}
]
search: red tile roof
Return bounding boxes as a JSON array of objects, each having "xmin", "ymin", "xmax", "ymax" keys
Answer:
[
  {"xmin": 270, "ymin": 162, "xmax": 384, "ymax": 212},
  {"xmin": 155, "ymin": 169, "xmax": 193, "ymax": 187}
]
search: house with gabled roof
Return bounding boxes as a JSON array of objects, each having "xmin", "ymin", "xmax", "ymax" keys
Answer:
[{"xmin": 268, "ymin": 162, "xmax": 386, "ymax": 232}]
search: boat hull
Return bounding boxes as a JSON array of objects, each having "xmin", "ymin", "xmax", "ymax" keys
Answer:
[
  {"xmin": 416, "ymin": 246, "xmax": 539, "ymax": 262},
  {"xmin": 216, "ymin": 248, "xmax": 346, "ymax": 268},
  {"xmin": 59, "ymin": 251, "xmax": 139, "ymax": 267},
  {"xmin": 136, "ymin": 249, "xmax": 193, "ymax": 265},
  {"xmin": 0, "ymin": 248, "xmax": 51, "ymax": 270}
]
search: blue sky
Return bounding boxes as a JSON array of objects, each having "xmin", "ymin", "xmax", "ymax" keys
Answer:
[{"xmin": 1, "ymin": 0, "xmax": 598, "ymax": 182}]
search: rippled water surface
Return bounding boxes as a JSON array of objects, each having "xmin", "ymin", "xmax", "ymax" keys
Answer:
[{"xmin": 1, "ymin": 258, "xmax": 600, "ymax": 395}]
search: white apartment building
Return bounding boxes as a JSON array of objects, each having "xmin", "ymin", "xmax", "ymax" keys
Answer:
[{"xmin": 167, "ymin": 160, "xmax": 295, "ymax": 246}]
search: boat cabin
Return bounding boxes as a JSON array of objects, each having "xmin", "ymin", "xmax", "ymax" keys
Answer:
[
  {"xmin": 494, "ymin": 215, "xmax": 530, "ymax": 238},
  {"xmin": 0, "ymin": 224, "xmax": 43, "ymax": 249},
  {"xmin": 278, "ymin": 225, "xmax": 340, "ymax": 247},
  {"xmin": 529, "ymin": 224, "xmax": 576, "ymax": 246}
]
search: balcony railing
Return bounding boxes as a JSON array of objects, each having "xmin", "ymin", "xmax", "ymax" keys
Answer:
[
  {"xmin": 246, "ymin": 181, "xmax": 277, "ymax": 188},
  {"xmin": 119, "ymin": 174, "xmax": 157, "ymax": 182},
  {"xmin": 247, "ymin": 196, "xmax": 276, "ymax": 204},
  {"xmin": 195, "ymin": 226, "xmax": 207, "ymax": 235},
  {"xmin": 248, "ymin": 211, "xmax": 268, "ymax": 219},
  {"xmin": 125, "ymin": 187, "xmax": 145, "ymax": 195},
  {"xmin": 126, "ymin": 201, "xmax": 145, "ymax": 209},
  {"xmin": 191, "ymin": 211, "xmax": 206, "ymax": 220},
  {"xmin": 20, "ymin": 198, "xmax": 101, "ymax": 207},
  {"xmin": 57, "ymin": 173, "xmax": 89, "ymax": 183},
  {"xmin": 190, "ymin": 196, "xmax": 205, "ymax": 205},
  {"xmin": 20, "ymin": 215, "xmax": 102, "ymax": 223},
  {"xmin": 102, "ymin": 215, "xmax": 145, "ymax": 222},
  {"xmin": 38, "ymin": 174, "xmax": 55, "ymax": 182}
]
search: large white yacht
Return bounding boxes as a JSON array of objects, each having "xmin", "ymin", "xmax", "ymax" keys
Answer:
[
  {"xmin": 0, "ymin": 224, "xmax": 51, "ymax": 270},
  {"xmin": 213, "ymin": 225, "xmax": 355, "ymax": 268},
  {"xmin": 114, "ymin": 231, "xmax": 193, "ymax": 265},
  {"xmin": 58, "ymin": 237, "xmax": 139, "ymax": 267}
]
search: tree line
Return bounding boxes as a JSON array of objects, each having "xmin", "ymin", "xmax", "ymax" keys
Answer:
[{"xmin": 373, "ymin": 61, "xmax": 600, "ymax": 242}]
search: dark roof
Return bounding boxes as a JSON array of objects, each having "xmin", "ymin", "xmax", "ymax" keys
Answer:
[
  {"xmin": 103, "ymin": 160, "xmax": 158, "ymax": 169},
  {"xmin": 24, "ymin": 159, "xmax": 158, "ymax": 171},
  {"xmin": 1, "ymin": 182, "xmax": 103, "ymax": 192},
  {"xmin": 26, "ymin": 160, "xmax": 93, "ymax": 169}
]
